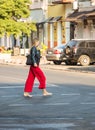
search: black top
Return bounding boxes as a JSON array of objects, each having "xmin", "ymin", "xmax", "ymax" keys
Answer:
[{"xmin": 30, "ymin": 46, "xmax": 41, "ymax": 66}]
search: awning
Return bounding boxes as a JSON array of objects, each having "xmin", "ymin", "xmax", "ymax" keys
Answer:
[
  {"xmin": 52, "ymin": 0, "xmax": 74, "ymax": 4},
  {"xmin": 45, "ymin": 17, "xmax": 54, "ymax": 23},
  {"xmin": 66, "ymin": 9, "xmax": 95, "ymax": 22},
  {"xmin": 66, "ymin": 11, "xmax": 88, "ymax": 22},
  {"xmin": 36, "ymin": 16, "xmax": 62, "ymax": 25},
  {"xmin": 66, "ymin": 12, "xmax": 80, "ymax": 21},
  {"xmin": 86, "ymin": 10, "xmax": 95, "ymax": 17},
  {"xmin": 36, "ymin": 17, "xmax": 54, "ymax": 25},
  {"xmin": 49, "ymin": 16, "xmax": 62, "ymax": 23},
  {"xmin": 78, "ymin": 9, "xmax": 95, "ymax": 20}
]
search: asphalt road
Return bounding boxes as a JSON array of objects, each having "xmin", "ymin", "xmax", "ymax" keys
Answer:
[{"xmin": 0, "ymin": 64, "xmax": 95, "ymax": 130}]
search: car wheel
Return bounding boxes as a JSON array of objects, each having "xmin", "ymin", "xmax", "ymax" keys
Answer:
[
  {"xmin": 53, "ymin": 61, "xmax": 62, "ymax": 65},
  {"xmin": 79, "ymin": 55, "xmax": 90, "ymax": 66}
]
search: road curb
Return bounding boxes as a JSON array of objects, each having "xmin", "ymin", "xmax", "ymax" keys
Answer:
[
  {"xmin": 40, "ymin": 64, "xmax": 95, "ymax": 74},
  {"xmin": 0, "ymin": 62, "xmax": 95, "ymax": 74}
]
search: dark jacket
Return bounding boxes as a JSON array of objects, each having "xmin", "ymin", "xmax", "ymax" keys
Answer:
[{"xmin": 30, "ymin": 46, "xmax": 41, "ymax": 66}]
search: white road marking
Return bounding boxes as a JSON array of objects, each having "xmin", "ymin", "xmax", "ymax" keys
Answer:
[
  {"xmin": 1, "ymin": 93, "xmax": 80, "ymax": 98},
  {"xmin": 61, "ymin": 93, "xmax": 80, "ymax": 96},
  {"xmin": 1, "ymin": 95, "xmax": 21, "ymax": 98},
  {"xmin": 47, "ymin": 83, "xmax": 59, "ymax": 87},
  {"xmin": 2, "ymin": 94, "xmax": 44, "ymax": 97},
  {"xmin": 0, "ymin": 75, "xmax": 25, "ymax": 81},
  {"xmin": 0, "ymin": 117, "xmax": 83, "ymax": 120},
  {"xmin": 89, "ymin": 93, "xmax": 95, "ymax": 95},
  {"xmin": 0, "ymin": 75, "xmax": 59, "ymax": 88},
  {"xmin": 0, "ymin": 123, "xmax": 76, "ymax": 128},
  {"xmin": 81, "ymin": 102, "xmax": 95, "ymax": 105},
  {"xmin": 9, "ymin": 102, "xmax": 70, "ymax": 107},
  {"xmin": 0, "ymin": 86, "xmax": 24, "ymax": 89},
  {"xmin": 43, "ymin": 103, "xmax": 70, "ymax": 105},
  {"xmin": 0, "ymin": 84, "xmax": 58, "ymax": 89}
]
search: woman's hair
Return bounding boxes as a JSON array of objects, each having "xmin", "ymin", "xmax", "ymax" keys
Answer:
[{"xmin": 32, "ymin": 38, "xmax": 39, "ymax": 46}]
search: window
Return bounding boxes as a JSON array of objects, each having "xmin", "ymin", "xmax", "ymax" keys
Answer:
[
  {"xmin": 66, "ymin": 40, "xmax": 78, "ymax": 47},
  {"xmin": 79, "ymin": 42, "xmax": 85, "ymax": 47},
  {"xmin": 88, "ymin": 42, "xmax": 95, "ymax": 47}
]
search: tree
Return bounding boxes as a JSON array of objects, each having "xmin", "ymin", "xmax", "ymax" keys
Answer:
[{"xmin": 0, "ymin": 0, "xmax": 36, "ymax": 37}]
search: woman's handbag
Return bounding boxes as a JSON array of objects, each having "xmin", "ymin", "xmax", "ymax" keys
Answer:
[{"xmin": 26, "ymin": 54, "xmax": 33, "ymax": 65}]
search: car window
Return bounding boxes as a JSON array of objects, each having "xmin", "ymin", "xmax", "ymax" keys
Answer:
[
  {"xmin": 79, "ymin": 42, "xmax": 85, "ymax": 47},
  {"xmin": 88, "ymin": 42, "xmax": 95, "ymax": 47},
  {"xmin": 66, "ymin": 40, "xmax": 78, "ymax": 47},
  {"xmin": 54, "ymin": 44, "xmax": 65, "ymax": 49}
]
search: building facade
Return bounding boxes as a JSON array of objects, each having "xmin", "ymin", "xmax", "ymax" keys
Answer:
[
  {"xmin": 66, "ymin": 0, "xmax": 95, "ymax": 40},
  {"xmin": 30, "ymin": 0, "xmax": 74, "ymax": 48},
  {"xmin": 1, "ymin": 0, "xmax": 95, "ymax": 53}
]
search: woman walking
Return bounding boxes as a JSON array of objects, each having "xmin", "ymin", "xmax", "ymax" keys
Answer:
[{"xmin": 24, "ymin": 38, "xmax": 52, "ymax": 97}]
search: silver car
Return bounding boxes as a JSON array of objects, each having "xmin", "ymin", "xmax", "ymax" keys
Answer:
[{"xmin": 46, "ymin": 44, "xmax": 66, "ymax": 65}]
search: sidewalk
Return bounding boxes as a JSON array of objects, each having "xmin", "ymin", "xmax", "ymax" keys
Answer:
[
  {"xmin": 0, "ymin": 56, "xmax": 49, "ymax": 65},
  {"xmin": 0, "ymin": 55, "xmax": 95, "ymax": 73}
]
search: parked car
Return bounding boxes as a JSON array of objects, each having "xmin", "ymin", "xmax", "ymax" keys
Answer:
[
  {"xmin": 46, "ymin": 44, "xmax": 66, "ymax": 65},
  {"xmin": 64, "ymin": 39, "xmax": 95, "ymax": 66}
]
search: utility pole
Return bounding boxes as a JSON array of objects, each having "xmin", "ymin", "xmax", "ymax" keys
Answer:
[{"xmin": 42, "ymin": 0, "xmax": 48, "ymax": 45}]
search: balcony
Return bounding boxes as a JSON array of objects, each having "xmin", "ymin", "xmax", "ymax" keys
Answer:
[{"xmin": 52, "ymin": 0, "xmax": 74, "ymax": 4}]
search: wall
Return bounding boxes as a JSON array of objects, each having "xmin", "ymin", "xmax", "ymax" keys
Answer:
[
  {"xmin": 74, "ymin": 20, "xmax": 95, "ymax": 40},
  {"xmin": 48, "ymin": 4, "xmax": 65, "ymax": 47},
  {"xmin": 65, "ymin": 4, "xmax": 72, "ymax": 43}
]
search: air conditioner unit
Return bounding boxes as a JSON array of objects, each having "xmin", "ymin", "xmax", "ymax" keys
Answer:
[{"xmin": 73, "ymin": 1, "xmax": 78, "ymax": 10}]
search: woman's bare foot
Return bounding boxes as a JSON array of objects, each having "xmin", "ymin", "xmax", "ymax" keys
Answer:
[
  {"xmin": 42, "ymin": 89, "xmax": 52, "ymax": 96},
  {"xmin": 24, "ymin": 92, "xmax": 32, "ymax": 97}
]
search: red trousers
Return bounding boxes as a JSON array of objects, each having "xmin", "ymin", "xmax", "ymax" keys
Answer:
[{"xmin": 24, "ymin": 66, "xmax": 46, "ymax": 92}]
